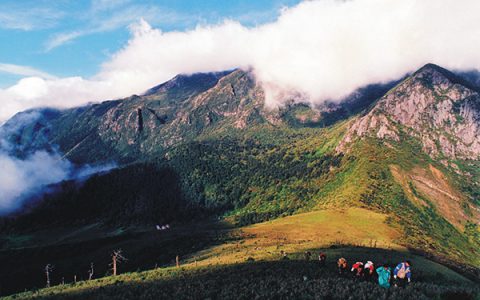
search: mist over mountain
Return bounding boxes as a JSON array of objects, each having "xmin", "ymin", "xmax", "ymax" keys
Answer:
[
  {"xmin": 0, "ymin": 111, "xmax": 116, "ymax": 215},
  {"xmin": 0, "ymin": 148, "xmax": 116, "ymax": 215}
]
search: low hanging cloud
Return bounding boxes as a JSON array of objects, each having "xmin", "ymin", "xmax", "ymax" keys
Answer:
[
  {"xmin": 0, "ymin": 109, "xmax": 117, "ymax": 215},
  {"xmin": 2, "ymin": 0, "xmax": 480, "ymax": 122},
  {"xmin": 0, "ymin": 151, "xmax": 70, "ymax": 214},
  {"xmin": 0, "ymin": 148, "xmax": 116, "ymax": 215}
]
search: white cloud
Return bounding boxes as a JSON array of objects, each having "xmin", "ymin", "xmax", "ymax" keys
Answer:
[
  {"xmin": 0, "ymin": 63, "xmax": 57, "ymax": 80},
  {"xmin": 0, "ymin": 150, "xmax": 70, "ymax": 214},
  {"xmin": 91, "ymin": 0, "xmax": 480, "ymax": 106},
  {"xmin": 2, "ymin": 0, "xmax": 480, "ymax": 122},
  {"xmin": 45, "ymin": 3, "xmax": 189, "ymax": 51},
  {"xmin": 45, "ymin": 31, "xmax": 85, "ymax": 51},
  {"xmin": 0, "ymin": 148, "xmax": 117, "ymax": 214},
  {"xmin": 0, "ymin": 6, "xmax": 64, "ymax": 31},
  {"xmin": 91, "ymin": 0, "xmax": 132, "ymax": 12},
  {"xmin": 0, "ymin": 76, "xmax": 114, "ymax": 121},
  {"xmin": 0, "ymin": 108, "xmax": 117, "ymax": 214}
]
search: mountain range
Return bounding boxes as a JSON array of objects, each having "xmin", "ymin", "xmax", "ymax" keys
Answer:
[{"xmin": 0, "ymin": 63, "xmax": 479, "ymax": 297}]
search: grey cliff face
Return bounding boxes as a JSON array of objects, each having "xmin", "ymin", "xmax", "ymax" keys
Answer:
[{"xmin": 339, "ymin": 64, "xmax": 480, "ymax": 160}]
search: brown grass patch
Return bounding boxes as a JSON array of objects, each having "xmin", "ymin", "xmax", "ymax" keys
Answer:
[{"xmin": 390, "ymin": 164, "xmax": 479, "ymax": 229}]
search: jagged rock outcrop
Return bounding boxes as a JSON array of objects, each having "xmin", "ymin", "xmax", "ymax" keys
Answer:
[
  {"xmin": 0, "ymin": 66, "xmax": 416, "ymax": 165},
  {"xmin": 339, "ymin": 64, "xmax": 480, "ymax": 160},
  {"xmin": 0, "ymin": 70, "xmax": 285, "ymax": 163}
]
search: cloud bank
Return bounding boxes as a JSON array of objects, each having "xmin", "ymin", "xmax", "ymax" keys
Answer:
[
  {"xmin": 0, "ymin": 109, "xmax": 117, "ymax": 215},
  {"xmin": 0, "ymin": 151, "xmax": 70, "ymax": 214},
  {"xmin": 1, "ymin": 0, "xmax": 480, "ymax": 122},
  {"xmin": 0, "ymin": 148, "xmax": 116, "ymax": 215}
]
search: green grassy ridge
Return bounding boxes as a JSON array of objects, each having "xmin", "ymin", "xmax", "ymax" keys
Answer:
[
  {"xmin": 5, "ymin": 248, "xmax": 477, "ymax": 300},
  {"xmin": 169, "ymin": 123, "xmax": 479, "ymax": 267},
  {"xmin": 332, "ymin": 138, "xmax": 480, "ymax": 267},
  {"xmin": 453, "ymin": 159, "xmax": 480, "ymax": 206}
]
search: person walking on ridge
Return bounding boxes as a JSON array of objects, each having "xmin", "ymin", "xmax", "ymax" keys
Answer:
[
  {"xmin": 376, "ymin": 265, "xmax": 392, "ymax": 288},
  {"xmin": 337, "ymin": 257, "xmax": 348, "ymax": 275},
  {"xmin": 364, "ymin": 260, "xmax": 375, "ymax": 281},
  {"xmin": 393, "ymin": 261, "xmax": 412, "ymax": 287},
  {"xmin": 351, "ymin": 261, "xmax": 364, "ymax": 278},
  {"xmin": 319, "ymin": 252, "xmax": 326, "ymax": 267}
]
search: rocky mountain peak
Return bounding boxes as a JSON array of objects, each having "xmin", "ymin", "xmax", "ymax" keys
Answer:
[
  {"xmin": 339, "ymin": 63, "xmax": 480, "ymax": 161},
  {"xmin": 414, "ymin": 63, "xmax": 452, "ymax": 78},
  {"xmin": 144, "ymin": 70, "xmax": 235, "ymax": 98},
  {"xmin": 411, "ymin": 63, "xmax": 478, "ymax": 93}
]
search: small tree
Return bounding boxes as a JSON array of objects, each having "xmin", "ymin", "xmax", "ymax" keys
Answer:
[
  {"xmin": 110, "ymin": 250, "xmax": 127, "ymax": 276},
  {"xmin": 45, "ymin": 264, "xmax": 53, "ymax": 287}
]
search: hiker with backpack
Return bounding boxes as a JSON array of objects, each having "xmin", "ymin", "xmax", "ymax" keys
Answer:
[
  {"xmin": 337, "ymin": 257, "xmax": 348, "ymax": 275},
  {"xmin": 364, "ymin": 261, "xmax": 375, "ymax": 281},
  {"xmin": 304, "ymin": 251, "xmax": 312, "ymax": 261},
  {"xmin": 393, "ymin": 261, "xmax": 412, "ymax": 287},
  {"xmin": 318, "ymin": 252, "xmax": 326, "ymax": 267},
  {"xmin": 376, "ymin": 264, "xmax": 392, "ymax": 288},
  {"xmin": 351, "ymin": 261, "xmax": 364, "ymax": 278}
]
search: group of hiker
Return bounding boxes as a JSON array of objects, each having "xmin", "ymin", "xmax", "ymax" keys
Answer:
[
  {"xmin": 336, "ymin": 255, "xmax": 412, "ymax": 288},
  {"xmin": 300, "ymin": 251, "xmax": 412, "ymax": 288}
]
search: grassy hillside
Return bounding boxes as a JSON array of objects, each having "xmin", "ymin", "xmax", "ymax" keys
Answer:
[
  {"xmin": 0, "ymin": 221, "xmax": 231, "ymax": 296},
  {"xmin": 3, "ymin": 208, "xmax": 477, "ymax": 299},
  {"xmin": 318, "ymin": 137, "xmax": 480, "ymax": 267},
  {"xmin": 6, "ymin": 260, "xmax": 478, "ymax": 300},
  {"xmin": 206, "ymin": 208, "xmax": 402, "ymax": 266}
]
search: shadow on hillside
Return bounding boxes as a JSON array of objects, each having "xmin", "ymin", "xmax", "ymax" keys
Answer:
[
  {"xmin": 21, "ymin": 259, "xmax": 479, "ymax": 300},
  {"xmin": 0, "ymin": 163, "xmax": 240, "ymax": 296},
  {"xmin": 0, "ymin": 220, "xmax": 236, "ymax": 297}
]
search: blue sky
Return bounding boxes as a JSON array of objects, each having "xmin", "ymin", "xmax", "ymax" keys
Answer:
[{"xmin": 0, "ymin": 0, "xmax": 300, "ymax": 87}]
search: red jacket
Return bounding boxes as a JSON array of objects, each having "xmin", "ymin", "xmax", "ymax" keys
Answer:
[{"xmin": 351, "ymin": 262, "xmax": 364, "ymax": 272}]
